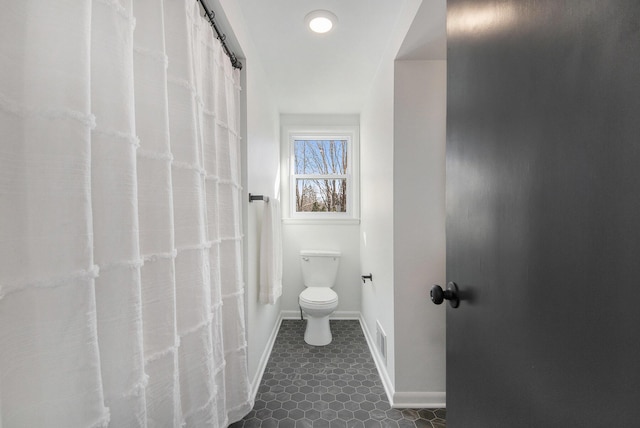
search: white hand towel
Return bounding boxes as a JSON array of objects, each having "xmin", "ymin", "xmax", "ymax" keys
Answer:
[{"xmin": 259, "ymin": 198, "xmax": 283, "ymax": 304}]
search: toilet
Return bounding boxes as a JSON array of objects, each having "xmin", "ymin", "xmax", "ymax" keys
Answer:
[{"xmin": 298, "ymin": 250, "xmax": 340, "ymax": 346}]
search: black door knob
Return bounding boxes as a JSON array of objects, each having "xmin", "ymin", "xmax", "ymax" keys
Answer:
[{"xmin": 430, "ymin": 282, "xmax": 460, "ymax": 308}]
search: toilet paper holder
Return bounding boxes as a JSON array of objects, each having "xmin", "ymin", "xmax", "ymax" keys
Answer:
[{"xmin": 361, "ymin": 274, "xmax": 373, "ymax": 283}]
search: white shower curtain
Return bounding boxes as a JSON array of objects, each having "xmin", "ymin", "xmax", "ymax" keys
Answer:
[{"xmin": 0, "ymin": 1, "xmax": 251, "ymax": 427}]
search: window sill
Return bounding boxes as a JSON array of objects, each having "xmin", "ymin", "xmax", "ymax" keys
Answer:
[{"xmin": 282, "ymin": 218, "xmax": 360, "ymax": 226}]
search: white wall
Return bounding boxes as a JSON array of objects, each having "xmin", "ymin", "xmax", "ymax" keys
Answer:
[
  {"xmin": 279, "ymin": 115, "xmax": 361, "ymax": 317},
  {"xmin": 359, "ymin": 0, "xmax": 447, "ymax": 407},
  {"xmin": 280, "ymin": 224, "xmax": 361, "ymax": 317},
  {"xmin": 358, "ymin": 0, "xmax": 422, "ymax": 398},
  {"xmin": 243, "ymin": 59, "xmax": 281, "ymax": 388},
  {"xmin": 360, "ymin": 60, "xmax": 397, "ymax": 387},
  {"xmin": 218, "ymin": 0, "xmax": 282, "ymax": 395},
  {"xmin": 393, "ymin": 60, "xmax": 446, "ymax": 405}
]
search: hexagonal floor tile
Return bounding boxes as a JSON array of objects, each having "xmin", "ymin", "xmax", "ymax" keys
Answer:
[{"xmin": 232, "ymin": 320, "xmax": 446, "ymax": 428}]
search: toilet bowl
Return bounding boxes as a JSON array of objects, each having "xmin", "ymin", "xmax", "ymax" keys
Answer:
[
  {"xmin": 298, "ymin": 250, "xmax": 341, "ymax": 346},
  {"xmin": 299, "ymin": 287, "xmax": 339, "ymax": 346}
]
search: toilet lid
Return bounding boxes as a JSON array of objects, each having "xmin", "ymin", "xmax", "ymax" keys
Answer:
[{"xmin": 300, "ymin": 287, "xmax": 338, "ymax": 304}]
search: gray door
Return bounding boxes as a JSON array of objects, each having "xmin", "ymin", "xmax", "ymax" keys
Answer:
[{"xmin": 445, "ymin": 1, "xmax": 640, "ymax": 426}]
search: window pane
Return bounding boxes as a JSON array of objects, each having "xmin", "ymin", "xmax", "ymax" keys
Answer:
[
  {"xmin": 294, "ymin": 139, "xmax": 348, "ymax": 175},
  {"xmin": 295, "ymin": 179, "xmax": 347, "ymax": 212}
]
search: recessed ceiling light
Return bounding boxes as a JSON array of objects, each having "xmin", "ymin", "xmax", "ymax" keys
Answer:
[{"xmin": 305, "ymin": 10, "xmax": 338, "ymax": 34}]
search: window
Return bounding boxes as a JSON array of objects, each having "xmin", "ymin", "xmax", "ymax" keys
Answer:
[
  {"xmin": 284, "ymin": 126, "xmax": 359, "ymax": 222},
  {"xmin": 294, "ymin": 138, "xmax": 348, "ymax": 212}
]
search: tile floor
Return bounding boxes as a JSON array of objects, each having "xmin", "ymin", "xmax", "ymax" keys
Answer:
[{"xmin": 229, "ymin": 320, "xmax": 446, "ymax": 428}]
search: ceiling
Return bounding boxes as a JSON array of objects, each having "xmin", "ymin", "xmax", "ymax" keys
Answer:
[{"xmin": 227, "ymin": 0, "xmax": 446, "ymax": 114}]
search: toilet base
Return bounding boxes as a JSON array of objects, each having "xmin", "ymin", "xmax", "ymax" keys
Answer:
[{"xmin": 304, "ymin": 314, "xmax": 332, "ymax": 346}]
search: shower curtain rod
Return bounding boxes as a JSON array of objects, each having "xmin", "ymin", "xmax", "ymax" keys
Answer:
[{"xmin": 197, "ymin": 0, "xmax": 243, "ymax": 70}]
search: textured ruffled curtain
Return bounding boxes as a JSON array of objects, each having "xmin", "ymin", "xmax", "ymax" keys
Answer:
[{"xmin": 0, "ymin": 1, "xmax": 250, "ymax": 426}]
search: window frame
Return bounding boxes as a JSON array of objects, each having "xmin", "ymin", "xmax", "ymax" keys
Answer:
[{"xmin": 283, "ymin": 126, "xmax": 359, "ymax": 223}]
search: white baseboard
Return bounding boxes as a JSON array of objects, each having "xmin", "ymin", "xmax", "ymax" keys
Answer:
[
  {"xmin": 358, "ymin": 314, "xmax": 395, "ymax": 406},
  {"xmin": 249, "ymin": 314, "xmax": 283, "ymax": 401},
  {"xmin": 280, "ymin": 309, "xmax": 302, "ymax": 320},
  {"xmin": 330, "ymin": 310, "xmax": 360, "ymax": 320},
  {"xmin": 281, "ymin": 310, "xmax": 360, "ymax": 320},
  {"xmin": 392, "ymin": 391, "xmax": 446, "ymax": 409}
]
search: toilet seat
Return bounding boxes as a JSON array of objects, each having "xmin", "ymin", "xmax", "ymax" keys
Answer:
[{"xmin": 299, "ymin": 287, "xmax": 338, "ymax": 305}]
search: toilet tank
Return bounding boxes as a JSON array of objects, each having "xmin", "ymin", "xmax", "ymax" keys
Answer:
[{"xmin": 300, "ymin": 250, "xmax": 341, "ymax": 287}]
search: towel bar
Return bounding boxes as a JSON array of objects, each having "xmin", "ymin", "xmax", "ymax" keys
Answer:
[{"xmin": 249, "ymin": 193, "xmax": 270, "ymax": 203}]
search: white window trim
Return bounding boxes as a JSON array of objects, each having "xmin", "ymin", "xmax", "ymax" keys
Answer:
[{"xmin": 281, "ymin": 125, "xmax": 360, "ymax": 223}]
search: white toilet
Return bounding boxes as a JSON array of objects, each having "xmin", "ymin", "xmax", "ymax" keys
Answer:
[{"xmin": 298, "ymin": 250, "xmax": 340, "ymax": 346}]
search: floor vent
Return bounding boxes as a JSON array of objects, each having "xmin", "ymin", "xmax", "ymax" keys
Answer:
[{"xmin": 376, "ymin": 321, "xmax": 387, "ymax": 364}]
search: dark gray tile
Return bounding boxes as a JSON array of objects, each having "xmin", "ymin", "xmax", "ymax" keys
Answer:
[
  {"xmin": 283, "ymin": 401, "xmax": 298, "ymax": 411},
  {"xmin": 320, "ymin": 409, "xmax": 338, "ymax": 421},
  {"xmin": 266, "ymin": 401, "xmax": 282, "ymax": 411},
  {"xmin": 291, "ymin": 392, "xmax": 306, "ymax": 402},
  {"xmin": 289, "ymin": 409, "xmax": 305, "ymax": 421},
  {"xmin": 295, "ymin": 420, "xmax": 313, "ymax": 428},
  {"xmin": 261, "ymin": 418, "xmax": 278, "ymax": 428},
  {"xmin": 231, "ymin": 320, "xmax": 445, "ymax": 428},
  {"xmin": 397, "ymin": 420, "xmax": 415, "ymax": 428},
  {"xmin": 305, "ymin": 409, "xmax": 321, "ymax": 421},
  {"xmin": 330, "ymin": 419, "xmax": 348, "ymax": 428},
  {"xmin": 313, "ymin": 419, "xmax": 330, "ymax": 428},
  {"xmin": 273, "ymin": 409, "xmax": 288, "ymax": 420},
  {"xmin": 245, "ymin": 419, "xmax": 261, "ymax": 428},
  {"xmin": 312, "ymin": 401, "xmax": 329, "ymax": 411},
  {"xmin": 414, "ymin": 419, "xmax": 433, "ymax": 428},
  {"xmin": 359, "ymin": 402, "xmax": 375, "ymax": 412},
  {"xmin": 353, "ymin": 410, "xmax": 370, "ymax": 421},
  {"xmin": 298, "ymin": 401, "xmax": 313, "ymax": 411},
  {"xmin": 336, "ymin": 409, "xmax": 353, "ymax": 421},
  {"xmin": 328, "ymin": 401, "xmax": 344, "ymax": 411},
  {"xmin": 384, "ymin": 409, "xmax": 404, "ymax": 421},
  {"xmin": 369, "ymin": 409, "xmax": 386, "ymax": 421},
  {"xmin": 280, "ymin": 419, "xmax": 296, "ymax": 428},
  {"xmin": 363, "ymin": 420, "xmax": 382, "ymax": 428},
  {"xmin": 255, "ymin": 409, "xmax": 272, "ymax": 420}
]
